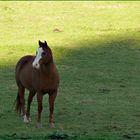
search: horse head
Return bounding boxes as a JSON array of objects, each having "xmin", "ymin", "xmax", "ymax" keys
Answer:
[{"xmin": 32, "ymin": 40, "xmax": 53, "ymax": 69}]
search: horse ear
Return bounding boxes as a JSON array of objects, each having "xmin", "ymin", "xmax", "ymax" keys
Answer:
[
  {"xmin": 44, "ymin": 41, "xmax": 48, "ymax": 47},
  {"xmin": 39, "ymin": 40, "xmax": 42, "ymax": 46}
]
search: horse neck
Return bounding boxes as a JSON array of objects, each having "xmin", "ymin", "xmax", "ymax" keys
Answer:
[{"xmin": 40, "ymin": 62, "xmax": 54, "ymax": 75}]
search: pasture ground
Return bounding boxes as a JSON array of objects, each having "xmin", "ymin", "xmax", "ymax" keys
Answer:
[{"xmin": 0, "ymin": 2, "xmax": 140, "ymax": 140}]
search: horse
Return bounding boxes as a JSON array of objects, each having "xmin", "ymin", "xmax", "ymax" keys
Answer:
[{"xmin": 15, "ymin": 40, "xmax": 59, "ymax": 128}]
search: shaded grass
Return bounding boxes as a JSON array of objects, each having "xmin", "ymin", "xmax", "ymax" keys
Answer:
[
  {"xmin": 0, "ymin": 1, "xmax": 140, "ymax": 140},
  {"xmin": 0, "ymin": 33, "xmax": 140, "ymax": 139}
]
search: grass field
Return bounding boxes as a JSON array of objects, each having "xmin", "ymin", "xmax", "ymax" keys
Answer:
[{"xmin": 0, "ymin": 1, "xmax": 140, "ymax": 140}]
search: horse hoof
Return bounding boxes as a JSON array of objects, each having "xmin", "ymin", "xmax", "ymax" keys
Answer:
[
  {"xmin": 50, "ymin": 123, "xmax": 55, "ymax": 128},
  {"xmin": 20, "ymin": 112, "xmax": 23, "ymax": 116},
  {"xmin": 28, "ymin": 117, "xmax": 31, "ymax": 122},
  {"xmin": 23, "ymin": 115, "xmax": 29, "ymax": 123},
  {"xmin": 36, "ymin": 123, "xmax": 42, "ymax": 128}
]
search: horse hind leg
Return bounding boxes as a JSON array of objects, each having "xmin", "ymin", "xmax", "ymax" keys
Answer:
[
  {"xmin": 26, "ymin": 91, "xmax": 36, "ymax": 122},
  {"xmin": 17, "ymin": 85, "xmax": 27, "ymax": 123}
]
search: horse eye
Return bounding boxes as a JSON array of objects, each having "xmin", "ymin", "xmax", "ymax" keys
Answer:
[{"xmin": 42, "ymin": 52, "xmax": 46, "ymax": 56}]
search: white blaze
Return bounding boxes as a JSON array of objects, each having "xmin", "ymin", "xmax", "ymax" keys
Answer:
[{"xmin": 32, "ymin": 47, "xmax": 43, "ymax": 69}]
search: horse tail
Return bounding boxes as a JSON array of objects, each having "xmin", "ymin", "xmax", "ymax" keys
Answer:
[{"xmin": 15, "ymin": 92, "xmax": 21, "ymax": 113}]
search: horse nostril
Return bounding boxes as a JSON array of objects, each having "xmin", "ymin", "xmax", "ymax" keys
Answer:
[{"xmin": 35, "ymin": 63, "xmax": 40, "ymax": 69}]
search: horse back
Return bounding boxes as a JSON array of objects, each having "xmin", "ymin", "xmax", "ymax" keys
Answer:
[{"xmin": 15, "ymin": 55, "xmax": 35, "ymax": 88}]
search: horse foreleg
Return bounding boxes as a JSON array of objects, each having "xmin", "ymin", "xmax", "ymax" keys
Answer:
[
  {"xmin": 49, "ymin": 90, "xmax": 57, "ymax": 128},
  {"xmin": 36, "ymin": 92, "xmax": 43, "ymax": 128},
  {"xmin": 26, "ymin": 92, "xmax": 36, "ymax": 123}
]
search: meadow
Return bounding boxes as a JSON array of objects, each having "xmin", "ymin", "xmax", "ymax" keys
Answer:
[{"xmin": 0, "ymin": 1, "xmax": 140, "ymax": 140}]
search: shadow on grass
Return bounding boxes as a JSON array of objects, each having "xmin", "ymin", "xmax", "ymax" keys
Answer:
[{"xmin": 0, "ymin": 32, "xmax": 140, "ymax": 139}]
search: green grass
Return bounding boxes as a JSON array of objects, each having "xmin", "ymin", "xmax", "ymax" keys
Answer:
[{"xmin": 0, "ymin": 1, "xmax": 140, "ymax": 140}]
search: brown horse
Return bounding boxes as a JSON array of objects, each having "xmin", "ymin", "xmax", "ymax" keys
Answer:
[{"xmin": 15, "ymin": 40, "xmax": 59, "ymax": 128}]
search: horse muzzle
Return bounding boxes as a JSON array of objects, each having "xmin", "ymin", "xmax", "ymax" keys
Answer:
[{"xmin": 32, "ymin": 62, "xmax": 40, "ymax": 69}]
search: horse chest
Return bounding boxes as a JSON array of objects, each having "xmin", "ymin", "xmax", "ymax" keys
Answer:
[
  {"xmin": 40, "ymin": 77, "xmax": 54, "ymax": 89},
  {"xmin": 33, "ymin": 73, "xmax": 57, "ymax": 92}
]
